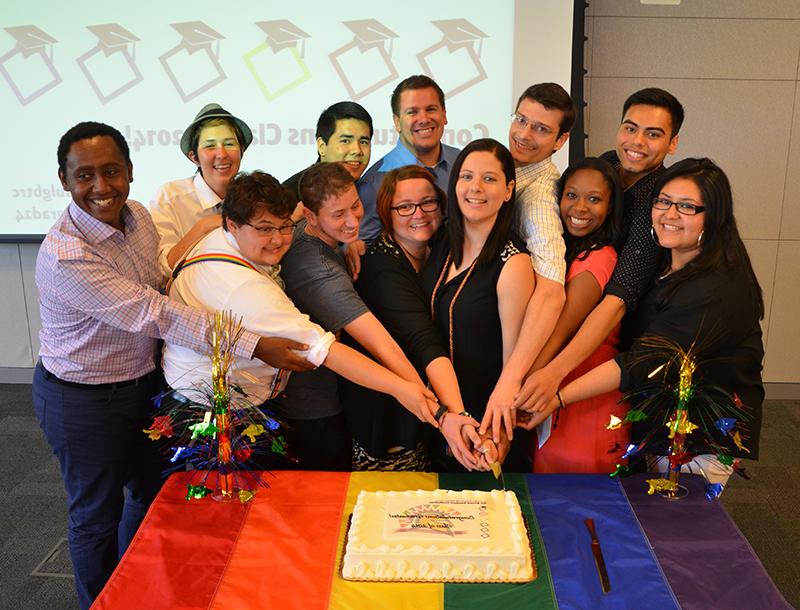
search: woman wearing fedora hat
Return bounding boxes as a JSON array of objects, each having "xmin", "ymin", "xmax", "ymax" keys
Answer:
[{"xmin": 150, "ymin": 103, "xmax": 253, "ymax": 277}]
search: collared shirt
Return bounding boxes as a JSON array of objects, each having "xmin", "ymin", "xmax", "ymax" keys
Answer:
[
  {"xmin": 600, "ymin": 150, "xmax": 665, "ymax": 312},
  {"xmin": 282, "ymin": 161, "xmax": 366, "ymax": 208},
  {"xmin": 150, "ymin": 173, "xmax": 222, "ymax": 276},
  {"xmin": 357, "ymin": 141, "xmax": 461, "ymax": 242},
  {"xmin": 163, "ymin": 227, "xmax": 334, "ymax": 406},
  {"xmin": 36, "ymin": 200, "xmax": 257, "ymax": 384},
  {"xmin": 282, "ymin": 162, "xmax": 313, "ymax": 205},
  {"xmin": 513, "ymin": 158, "xmax": 566, "ymax": 284}
]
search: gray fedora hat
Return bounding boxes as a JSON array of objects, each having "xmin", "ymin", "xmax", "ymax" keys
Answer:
[{"xmin": 180, "ymin": 103, "xmax": 253, "ymax": 157}]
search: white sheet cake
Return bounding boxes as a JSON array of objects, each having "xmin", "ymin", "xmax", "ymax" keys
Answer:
[{"xmin": 341, "ymin": 489, "xmax": 536, "ymax": 582}]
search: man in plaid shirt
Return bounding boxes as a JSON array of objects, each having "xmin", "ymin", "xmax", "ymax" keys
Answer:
[
  {"xmin": 33, "ymin": 121, "xmax": 312, "ymax": 610},
  {"xmin": 481, "ymin": 83, "xmax": 576, "ymax": 444}
]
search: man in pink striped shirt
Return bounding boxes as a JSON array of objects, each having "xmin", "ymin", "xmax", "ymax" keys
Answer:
[{"xmin": 33, "ymin": 121, "xmax": 312, "ymax": 609}]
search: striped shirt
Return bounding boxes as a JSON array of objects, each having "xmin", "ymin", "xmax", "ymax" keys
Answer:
[
  {"xmin": 513, "ymin": 158, "xmax": 567, "ymax": 284},
  {"xmin": 36, "ymin": 200, "xmax": 257, "ymax": 384}
]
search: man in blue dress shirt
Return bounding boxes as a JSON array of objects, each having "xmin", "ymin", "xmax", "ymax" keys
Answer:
[{"xmin": 357, "ymin": 74, "xmax": 460, "ymax": 243}]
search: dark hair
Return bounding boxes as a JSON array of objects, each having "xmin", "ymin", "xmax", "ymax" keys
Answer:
[
  {"xmin": 190, "ymin": 117, "xmax": 245, "ymax": 157},
  {"xmin": 447, "ymin": 138, "xmax": 517, "ymax": 267},
  {"xmin": 376, "ymin": 165, "xmax": 445, "ymax": 239},
  {"xmin": 390, "ymin": 75, "xmax": 446, "ymax": 116},
  {"xmin": 516, "ymin": 82, "xmax": 576, "ymax": 137},
  {"xmin": 557, "ymin": 157, "xmax": 625, "ymax": 265},
  {"xmin": 57, "ymin": 122, "xmax": 130, "ymax": 174},
  {"xmin": 222, "ymin": 170, "xmax": 294, "ymax": 230},
  {"xmin": 622, "ymin": 88, "xmax": 685, "ymax": 137},
  {"xmin": 316, "ymin": 101, "xmax": 374, "ymax": 144},
  {"xmin": 299, "ymin": 162, "xmax": 355, "ymax": 214},
  {"xmin": 653, "ymin": 157, "xmax": 764, "ymax": 318}
]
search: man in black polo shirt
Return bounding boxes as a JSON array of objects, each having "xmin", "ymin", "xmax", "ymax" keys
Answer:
[
  {"xmin": 282, "ymin": 101, "xmax": 373, "ymax": 205},
  {"xmin": 516, "ymin": 87, "xmax": 684, "ymax": 411}
]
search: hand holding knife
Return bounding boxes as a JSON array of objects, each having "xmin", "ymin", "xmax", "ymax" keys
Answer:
[
  {"xmin": 478, "ymin": 439, "xmax": 505, "ymax": 490},
  {"xmin": 584, "ymin": 518, "xmax": 611, "ymax": 593}
]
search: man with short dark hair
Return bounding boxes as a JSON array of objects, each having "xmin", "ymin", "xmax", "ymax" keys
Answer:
[
  {"xmin": 516, "ymin": 88, "xmax": 685, "ymax": 416},
  {"xmin": 481, "ymin": 82, "xmax": 577, "ymax": 440},
  {"xmin": 356, "ymin": 74, "xmax": 460, "ymax": 242},
  {"xmin": 34, "ymin": 122, "xmax": 311, "ymax": 609},
  {"xmin": 274, "ymin": 162, "xmax": 439, "ymax": 470},
  {"xmin": 282, "ymin": 101, "xmax": 373, "ymax": 204}
]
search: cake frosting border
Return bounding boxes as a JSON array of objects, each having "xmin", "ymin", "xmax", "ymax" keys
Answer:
[{"xmin": 340, "ymin": 489, "xmax": 537, "ymax": 583}]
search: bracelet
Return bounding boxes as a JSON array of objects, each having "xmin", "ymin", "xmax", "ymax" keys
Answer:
[
  {"xmin": 556, "ymin": 390, "xmax": 566, "ymax": 410},
  {"xmin": 434, "ymin": 404, "xmax": 449, "ymax": 424}
]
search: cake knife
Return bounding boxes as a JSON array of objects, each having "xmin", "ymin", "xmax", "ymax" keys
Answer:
[
  {"xmin": 479, "ymin": 440, "xmax": 505, "ymax": 490},
  {"xmin": 489, "ymin": 460, "xmax": 506, "ymax": 490},
  {"xmin": 584, "ymin": 518, "xmax": 611, "ymax": 593}
]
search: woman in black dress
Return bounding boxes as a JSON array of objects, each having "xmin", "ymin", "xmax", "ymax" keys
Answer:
[
  {"xmin": 422, "ymin": 139, "xmax": 535, "ymax": 471},
  {"xmin": 339, "ymin": 165, "xmax": 485, "ymax": 471},
  {"xmin": 517, "ymin": 158, "xmax": 763, "ymax": 483}
]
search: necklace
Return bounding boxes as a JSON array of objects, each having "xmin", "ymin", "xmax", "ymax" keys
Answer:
[
  {"xmin": 429, "ymin": 252, "xmax": 479, "ymax": 361},
  {"xmin": 397, "ymin": 240, "xmax": 426, "ymax": 263}
]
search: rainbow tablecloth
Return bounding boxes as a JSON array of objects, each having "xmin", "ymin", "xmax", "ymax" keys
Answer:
[{"xmin": 93, "ymin": 471, "xmax": 789, "ymax": 610}]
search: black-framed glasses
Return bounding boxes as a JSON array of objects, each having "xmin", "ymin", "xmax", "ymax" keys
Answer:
[
  {"xmin": 509, "ymin": 113, "xmax": 554, "ymax": 136},
  {"xmin": 652, "ymin": 197, "xmax": 705, "ymax": 216},
  {"xmin": 245, "ymin": 221, "xmax": 296, "ymax": 235},
  {"xmin": 391, "ymin": 198, "xmax": 440, "ymax": 216}
]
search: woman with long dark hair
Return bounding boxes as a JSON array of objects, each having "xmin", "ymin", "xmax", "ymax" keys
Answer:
[{"xmin": 422, "ymin": 138, "xmax": 535, "ymax": 470}]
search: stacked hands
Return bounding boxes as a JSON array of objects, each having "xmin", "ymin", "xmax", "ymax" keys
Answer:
[
  {"xmin": 400, "ymin": 388, "xmax": 508, "ymax": 472},
  {"xmin": 478, "ymin": 372, "xmax": 563, "ymax": 445}
]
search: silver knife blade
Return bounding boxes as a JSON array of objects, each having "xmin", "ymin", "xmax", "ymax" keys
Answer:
[{"xmin": 584, "ymin": 518, "xmax": 611, "ymax": 593}]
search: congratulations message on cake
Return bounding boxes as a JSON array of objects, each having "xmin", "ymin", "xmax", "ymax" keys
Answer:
[{"xmin": 384, "ymin": 499, "xmax": 490, "ymax": 540}]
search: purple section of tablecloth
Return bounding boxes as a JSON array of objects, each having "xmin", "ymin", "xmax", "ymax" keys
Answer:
[{"xmin": 622, "ymin": 473, "xmax": 792, "ymax": 610}]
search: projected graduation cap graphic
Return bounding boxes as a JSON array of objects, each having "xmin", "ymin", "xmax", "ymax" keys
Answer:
[
  {"xmin": 160, "ymin": 21, "xmax": 226, "ymax": 102},
  {"xmin": 0, "ymin": 26, "xmax": 62, "ymax": 106},
  {"xmin": 244, "ymin": 20, "xmax": 311, "ymax": 101},
  {"xmin": 329, "ymin": 19, "xmax": 398, "ymax": 100},
  {"xmin": 76, "ymin": 24, "xmax": 143, "ymax": 104},
  {"xmin": 417, "ymin": 19, "xmax": 488, "ymax": 99}
]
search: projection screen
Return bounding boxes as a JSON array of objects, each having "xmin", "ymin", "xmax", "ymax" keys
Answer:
[{"xmin": 1, "ymin": 0, "xmax": 576, "ymax": 240}]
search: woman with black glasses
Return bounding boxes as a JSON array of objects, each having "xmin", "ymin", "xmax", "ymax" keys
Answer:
[
  {"xmin": 517, "ymin": 158, "xmax": 764, "ymax": 483},
  {"xmin": 339, "ymin": 165, "xmax": 487, "ymax": 471}
]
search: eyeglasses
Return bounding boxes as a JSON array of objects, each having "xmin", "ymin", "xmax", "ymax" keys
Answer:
[
  {"xmin": 651, "ymin": 197, "xmax": 705, "ymax": 216},
  {"xmin": 509, "ymin": 113, "xmax": 555, "ymax": 136},
  {"xmin": 391, "ymin": 198, "xmax": 440, "ymax": 216},
  {"xmin": 245, "ymin": 221, "xmax": 296, "ymax": 235}
]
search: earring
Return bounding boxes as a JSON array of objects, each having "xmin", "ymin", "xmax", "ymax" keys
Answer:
[
  {"xmin": 697, "ymin": 230, "xmax": 704, "ymax": 248},
  {"xmin": 650, "ymin": 226, "xmax": 660, "ymax": 245}
]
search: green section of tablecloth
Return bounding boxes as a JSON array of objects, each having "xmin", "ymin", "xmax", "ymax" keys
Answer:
[{"xmin": 439, "ymin": 472, "xmax": 557, "ymax": 610}]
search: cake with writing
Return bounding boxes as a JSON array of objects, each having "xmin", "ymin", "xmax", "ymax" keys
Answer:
[{"xmin": 341, "ymin": 489, "xmax": 536, "ymax": 582}]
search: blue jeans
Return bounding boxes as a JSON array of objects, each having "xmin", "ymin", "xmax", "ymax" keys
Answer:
[{"xmin": 33, "ymin": 362, "xmax": 168, "ymax": 610}]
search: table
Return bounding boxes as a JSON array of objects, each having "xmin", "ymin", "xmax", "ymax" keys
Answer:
[{"xmin": 93, "ymin": 471, "xmax": 790, "ymax": 610}]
